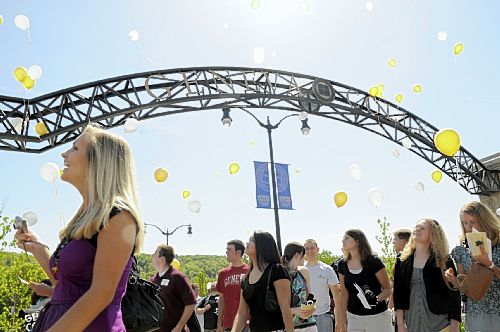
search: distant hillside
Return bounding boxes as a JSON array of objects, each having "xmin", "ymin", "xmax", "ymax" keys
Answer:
[{"xmin": 137, "ymin": 253, "xmax": 230, "ymax": 281}]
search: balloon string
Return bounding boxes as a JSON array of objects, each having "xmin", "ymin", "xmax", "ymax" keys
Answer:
[
  {"xmin": 136, "ymin": 42, "xmax": 158, "ymax": 67},
  {"xmin": 27, "ymin": 29, "xmax": 32, "ymax": 43}
]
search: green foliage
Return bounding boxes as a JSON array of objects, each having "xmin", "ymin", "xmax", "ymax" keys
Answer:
[
  {"xmin": 194, "ymin": 272, "xmax": 210, "ymax": 297},
  {"xmin": 135, "ymin": 253, "xmax": 228, "ymax": 285},
  {"xmin": 0, "ymin": 211, "xmax": 48, "ymax": 330},
  {"xmin": 317, "ymin": 249, "xmax": 341, "ymax": 266},
  {"xmin": 0, "ymin": 212, "xmax": 16, "ymax": 253},
  {"xmin": 375, "ymin": 217, "xmax": 396, "ymax": 279}
]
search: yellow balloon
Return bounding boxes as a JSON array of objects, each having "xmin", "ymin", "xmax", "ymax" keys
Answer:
[
  {"xmin": 229, "ymin": 162, "xmax": 240, "ymax": 175},
  {"xmin": 333, "ymin": 191, "xmax": 348, "ymax": 208},
  {"xmin": 23, "ymin": 76, "xmax": 36, "ymax": 90},
  {"xmin": 453, "ymin": 43, "xmax": 464, "ymax": 56},
  {"xmin": 369, "ymin": 86, "xmax": 378, "ymax": 97},
  {"xmin": 377, "ymin": 83, "xmax": 385, "ymax": 91},
  {"xmin": 251, "ymin": 0, "xmax": 261, "ymax": 9},
  {"xmin": 376, "ymin": 90, "xmax": 383, "ymax": 98},
  {"xmin": 413, "ymin": 84, "xmax": 422, "ymax": 93},
  {"xmin": 395, "ymin": 94, "xmax": 403, "ymax": 103},
  {"xmin": 434, "ymin": 128, "xmax": 461, "ymax": 156},
  {"xmin": 387, "ymin": 58, "xmax": 396, "ymax": 68},
  {"xmin": 35, "ymin": 122, "xmax": 48, "ymax": 136},
  {"xmin": 0, "ymin": 15, "xmax": 3, "ymax": 25},
  {"xmin": 431, "ymin": 170, "xmax": 443, "ymax": 183},
  {"xmin": 14, "ymin": 66, "xmax": 28, "ymax": 83},
  {"xmin": 172, "ymin": 258, "xmax": 181, "ymax": 270},
  {"xmin": 182, "ymin": 190, "xmax": 191, "ymax": 199},
  {"xmin": 154, "ymin": 168, "xmax": 169, "ymax": 182}
]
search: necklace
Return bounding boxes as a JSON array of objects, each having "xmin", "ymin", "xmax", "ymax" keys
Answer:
[{"xmin": 51, "ymin": 237, "xmax": 72, "ymax": 275}]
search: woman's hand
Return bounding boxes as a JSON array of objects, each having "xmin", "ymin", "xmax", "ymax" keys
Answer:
[
  {"xmin": 30, "ymin": 282, "xmax": 54, "ymax": 298},
  {"xmin": 14, "ymin": 228, "xmax": 43, "ymax": 253},
  {"xmin": 444, "ymin": 268, "xmax": 460, "ymax": 289},
  {"xmin": 474, "ymin": 244, "xmax": 493, "ymax": 268}
]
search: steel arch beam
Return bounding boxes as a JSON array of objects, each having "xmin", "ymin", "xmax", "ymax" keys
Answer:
[{"xmin": 0, "ymin": 66, "xmax": 498, "ymax": 195}]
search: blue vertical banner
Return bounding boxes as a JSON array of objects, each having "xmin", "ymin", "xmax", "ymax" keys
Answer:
[
  {"xmin": 253, "ymin": 161, "xmax": 271, "ymax": 209},
  {"xmin": 275, "ymin": 163, "xmax": 293, "ymax": 210}
]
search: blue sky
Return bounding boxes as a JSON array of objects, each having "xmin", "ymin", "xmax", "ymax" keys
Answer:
[{"xmin": 1, "ymin": 0, "xmax": 499, "ymax": 256}]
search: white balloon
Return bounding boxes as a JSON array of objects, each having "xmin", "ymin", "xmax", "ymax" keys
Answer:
[
  {"xmin": 496, "ymin": 208, "xmax": 500, "ymax": 216},
  {"xmin": 124, "ymin": 118, "xmax": 139, "ymax": 133},
  {"xmin": 402, "ymin": 137, "xmax": 412, "ymax": 149},
  {"xmin": 437, "ymin": 31, "xmax": 448, "ymax": 41},
  {"xmin": 392, "ymin": 148, "xmax": 401, "ymax": 158},
  {"xmin": 128, "ymin": 30, "xmax": 140, "ymax": 41},
  {"xmin": 253, "ymin": 46, "xmax": 265, "ymax": 64},
  {"xmin": 14, "ymin": 15, "xmax": 30, "ymax": 31},
  {"xmin": 22, "ymin": 211, "xmax": 38, "ymax": 226},
  {"xmin": 11, "ymin": 118, "xmax": 23, "ymax": 133},
  {"xmin": 188, "ymin": 200, "xmax": 201, "ymax": 214},
  {"xmin": 368, "ymin": 188, "xmax": 384, "ymax": 208},
  {"xmin": 415, "ymin": 181, "xmax": 425, "ymax": 192},
  {"xmin": 223, "ymin": 22, "xmax": 229, "ymax": 29},
  {"xmin": 27, "ymin": 65, "xmax": 43, "ymax": 80},
  {"xmin": 40, "ymin": 162, "xmax": 60, "ymax": 182},
  {"xmin": 349, "ymin": 164, "xmax": 362, "ymax": 181},
  {"xmin": 365, "ymin": 2, "xmax": 374, "ymax": 11}
]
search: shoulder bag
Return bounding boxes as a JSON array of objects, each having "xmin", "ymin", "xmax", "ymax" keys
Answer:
[{"xmin": 122, "ymin": 256, "xmax": 165, "ymax": 332}]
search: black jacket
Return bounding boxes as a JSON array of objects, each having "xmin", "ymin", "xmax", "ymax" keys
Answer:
[{"xmin": 393, "ymin": 253, "xmax": 461, "ymax": 322}]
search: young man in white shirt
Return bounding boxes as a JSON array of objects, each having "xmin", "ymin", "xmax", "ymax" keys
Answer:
[{"xmin": 304, "ymin": 239, "xmax": 340, "ymax": 332}]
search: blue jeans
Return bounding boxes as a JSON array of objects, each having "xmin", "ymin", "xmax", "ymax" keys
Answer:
[{"xmin": 314, "ymin": 313, "xmax": 333, "ymax": 332}]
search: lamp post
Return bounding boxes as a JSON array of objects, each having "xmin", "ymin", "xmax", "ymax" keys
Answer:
[
  {"xmin": 144, "ymin": 223, "xmax": 192, "ymax": 245},
  {"xmin": 221, "ymin": 108, "xmax": 310, "ymax": 255}
]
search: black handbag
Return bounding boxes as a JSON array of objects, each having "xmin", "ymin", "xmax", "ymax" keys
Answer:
[
  {"xmin": 122, "ymin": 257, "xmax": 165, "ymax": 332},
  {"xmin": 264, "ymin": 264, "xmax": 280, "ymax": 312}
]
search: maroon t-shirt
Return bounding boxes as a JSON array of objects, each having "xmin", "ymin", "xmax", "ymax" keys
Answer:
[
  {"xmin": 153, "ymin": 266, "xmax": 196, "ymax": 332},
  {"xmin": 216, "ymin": 264, "xmax": 249, "ymax": 329}
]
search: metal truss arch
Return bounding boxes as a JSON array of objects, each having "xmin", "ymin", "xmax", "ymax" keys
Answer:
[{"xmin": 0, "ymin": 66, "xmax": 498, "ymax": 195}]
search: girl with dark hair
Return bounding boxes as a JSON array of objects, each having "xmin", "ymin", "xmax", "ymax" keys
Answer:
[
  {"xmin": 337, "ymin": 229, "xmax": 392, "ymax": 332},
  {"xmin": 282, "ymin": 242, "xmax": 317, "ymax": 332},
  {"xmin": 232, "ymin": 231, "xmax": 294, "ymax": 332}
]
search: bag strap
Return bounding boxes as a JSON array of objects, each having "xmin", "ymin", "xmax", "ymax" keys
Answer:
[
  {"xmin": 266, "ymin": 263, "xmax": 275, "ymax": 292},
  {"xmin": 439, "ymin": 255, "xmax": 458, "ymax": 291}
]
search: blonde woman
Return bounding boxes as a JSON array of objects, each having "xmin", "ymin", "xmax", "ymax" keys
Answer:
[
  {"xmin": 449, "ymin": 201, "xmax": 500, "ymax": 332},
  {"xmin": 337, "ymin": 229, "xmax": 392, "ymax": 332},
  {"xmin": 393, "ymin": 219, "xmax": 460, "ymax": 332},
  {"xmin": 15, "ymin": 124, "xmax": 143, "ymax": 331}
]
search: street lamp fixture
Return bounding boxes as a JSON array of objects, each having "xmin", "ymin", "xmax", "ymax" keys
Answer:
[
  {"xmin": 221, "ymin": 108, "xmax": 232, "ymax": 128},
  {"xmin": 220, "ymin": 107, "xmax": 311, "ymax": 255},
  {"xmin": 144, "ymin": 222, "xmax": 192, "ymax": 245},
  {"xmin": 301, "ymin": 119, "xmax": 311, "ymax": 136}
]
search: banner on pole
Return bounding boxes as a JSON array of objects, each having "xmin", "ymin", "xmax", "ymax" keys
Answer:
[
  {"xmin": 275, "ymin": 163, "xmax": 293, "ymax": 210},
  {"xmin": 253, "ymin": 161, "xmax": 271, "ymax": 209}
]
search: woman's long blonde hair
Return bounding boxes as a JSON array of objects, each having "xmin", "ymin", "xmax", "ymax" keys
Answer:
[
  {"xmin": 401, "ymin": 218, "xmax": 449, "ymax": 267},
  {"xmin": 460, "ymin": 201, "xmax": 500, "ymax": 245},
  {"xmin": 59, "ymin": 124, "xmax": 144, "ymax": 254}
]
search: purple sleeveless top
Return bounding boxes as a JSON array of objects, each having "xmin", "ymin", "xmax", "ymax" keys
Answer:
[{"xmin": 33, "ymin": 239, "xmax": 132, "ymax": 331}]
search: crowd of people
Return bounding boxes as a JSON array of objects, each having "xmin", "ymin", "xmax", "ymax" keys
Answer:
[{"xmin": 13, "ymin": 123, "xmax": 500, "ymax": 332}]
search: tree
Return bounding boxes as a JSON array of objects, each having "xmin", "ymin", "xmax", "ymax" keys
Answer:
[
  {"xmin": 317, "ymin": 249, "xmax": 341, "ymax": 266},
  {"xmin": 375, "ymin": 217, "xmax": 396, "ymax": 279},
  {"xmin": 0, "ymin": 210, "xmax": 47, "ymax": 331}
]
